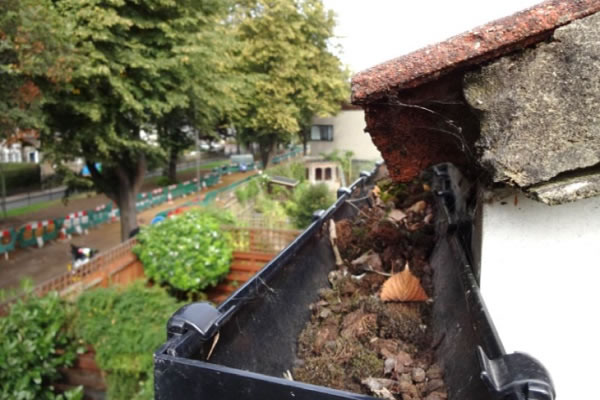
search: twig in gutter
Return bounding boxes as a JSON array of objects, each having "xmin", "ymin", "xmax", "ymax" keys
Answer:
[
  {"xmin": 283, "ymin": 370, "xmax": 294, "ymax": 381},
  {"xmin": 206, "ymin": 331, "xmax": 220, "ymax": 361},
  {"xmin": 328, "ymin": 219, "xmax": 344, "ymax": 267},
  {"xmin": 365, "ymin": 266, "xmax": 392, "ymax": 277},
  {"xmin": 344, "ymin": 200, "xmax": 370, "ymax": 219}
]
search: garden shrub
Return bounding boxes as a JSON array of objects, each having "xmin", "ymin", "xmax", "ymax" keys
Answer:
[
  {"xmin": 255, "ymin": 195, "xmax": 289, "ymax": 223},
  {"xmin": 196, "ymin": 205, "xmax": 236, "ymax": 226},
  {"xmin": 286, "ymin": 182, "xmax": 335, "ymax": 228},
  {"xmin": 155, "ymin": 176, "xmax": 172, "ymax": 187},
  {"xmin": 0, "ymin": 290, "xmax": 82, "ymax": 400},
  {"xmin": 74, "ymin": 283, "xmax": 182, "ymax": 400},
  {"xmin": 234, "ymin": 179, "xmax": 260, "ymax": 205},
  {"xmin": 133, "ymin": 209, "xmax": 233, "ymax": 292}
]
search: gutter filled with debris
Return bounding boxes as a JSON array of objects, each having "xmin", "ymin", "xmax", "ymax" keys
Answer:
[{"xmin": 154, "ymin": 163, "xmax": 555, "ymax": 400}]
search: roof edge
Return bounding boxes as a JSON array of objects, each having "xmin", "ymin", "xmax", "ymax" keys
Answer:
[{"xmin": 351, "ymin": 0, "xmax": 600, "ymax": 104}]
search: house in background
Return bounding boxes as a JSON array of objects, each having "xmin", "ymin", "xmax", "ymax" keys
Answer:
[
  {"xmin": 0, "ymin": 130, "xmax": 40, "ymax": 163},
  {"xmin": 304, "ymin": 159, "xmax": 343, "ymax": 190},
  {"xmin": 309, "ymin": 105, "xmax": 381, "ymax": 161}
]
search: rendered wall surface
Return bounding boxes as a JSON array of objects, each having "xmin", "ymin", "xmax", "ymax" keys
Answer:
[
  {"xmin": 310, "ymin": 110, "xmax": 381, "ymax": 161},
  {"xmin": 480, "ymin": 190, "xmax": 600, "ymax": 400}
]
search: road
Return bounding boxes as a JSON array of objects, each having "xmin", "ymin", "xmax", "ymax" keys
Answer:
[{"xmin": 0, "ymin": 170, "xmax": 256, "ymax": 291}]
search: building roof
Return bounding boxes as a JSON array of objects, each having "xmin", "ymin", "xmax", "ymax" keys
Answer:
[
  {"xmin": 268, "ymin": 175, "xmax": 299, "ymax": 188},
  {"xmin": 351, "ymin": 0, "xmax": 600, "ymax": 104}
]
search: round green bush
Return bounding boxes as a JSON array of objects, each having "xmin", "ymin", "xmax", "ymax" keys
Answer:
[
  {"xmin": 286, "ymin": 182, "xmax": 335, "ymax": 229},
  {"xmin": 133, "ymin": 209, "xmax": 233, "ymax": 292}
]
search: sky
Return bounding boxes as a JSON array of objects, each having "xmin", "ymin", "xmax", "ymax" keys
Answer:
[{"xmin": 322, "ymin": 0, "xmax": 543, "ymax": 74}]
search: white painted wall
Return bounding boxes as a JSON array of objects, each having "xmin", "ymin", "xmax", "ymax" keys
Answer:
[
  {"xmin": 305, "ymin": 161, "xmax": 342, "ymax": 191},
  {"xmin": 310, "ymin": 110, "xmax": 381, "ymax": 161},
  {"xmin": 480, "ymin": 190, "xmax": 600, "ymax": 400}
]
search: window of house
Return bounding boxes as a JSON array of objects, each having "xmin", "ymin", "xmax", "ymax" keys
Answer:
[
  {"xmin": 310, "ymin": 125, "xmax": 333, "ymax": 141},
  {"xmin": 305, "ymin": 168, "xmax": 310, "ymax": 180},
  {"xmin": 325, "ymin": 167, "xmax": 332, "ymax": 180},
  {"xmin": 315, "ymin": 167, "xmax": 323, "ymax": 181}
]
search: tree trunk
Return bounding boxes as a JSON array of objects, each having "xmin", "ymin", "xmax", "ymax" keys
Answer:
[
  {"xmin": 86, "ymin": 156, "xmax": 145, "ymax": 242},
  {"xmin": 117, "ymin": 182, "xmax": 138, "ymax": 241},
  {"xmin": 259, "ymin": 143, "xmax": 272, "ymax": 169},
  {"xmin": 167, "ymin": 149, "xmax": 178, "ymax": 183},
  {"xmin": 302, "ymin": 128, "xmax": 309, "ymax": 156},
  {"xmin": 0, "ymin": 163, "xmax": 6, "ymax": 218}
]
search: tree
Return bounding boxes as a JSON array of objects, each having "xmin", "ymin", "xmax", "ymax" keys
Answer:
[
  {"xmin": 0, "ymin": 0, "xmax": 71, "ymax": 216},
  {"xmin": 42, "ymin": 0, "xmax": 225, "ymax": 240},
  {"xmin": 294, "ymin": 0, "xmax": 349, "ymax": 155},
  {"xmin": 156, "ymin": 23, "xmax": 236, "ymax": 183},
  {"xmin": 156, "ymin": 108, "xmax": 198, "ymax": 184},
  {"xmin": 230, "ymin": 0, "xmax": 348, "ymax": 167}
]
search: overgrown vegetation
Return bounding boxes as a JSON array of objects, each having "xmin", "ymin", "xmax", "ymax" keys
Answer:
[
  {"xmin": 233, "ymin": 163, "xmax": 336, "ymax": 229},
  {"xmin": 235, "ymin": 178, "xmax": 261, "ymax": 205},
  {"xmin": 133, "ymin": 209, "xmax": 234, "ymax": 294},
  {"xmin": 1, "ymin": 163, "xmax": 42, "ymax": 195},
  {"xmin": 265, "ymin": 162, "xmax": 306, "ymax": 183},
  {"xmin": 74, "ymin": 283, "xmax": 182, "ymax": 400},
  {"xmin": 0, "ymin": 287, "xmax": 83, "ymax": 400},
  {"xmin": 285, "ymin": 182, "xmax": 334, "ymax": 228}
]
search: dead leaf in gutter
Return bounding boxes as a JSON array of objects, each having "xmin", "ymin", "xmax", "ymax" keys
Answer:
[
  {"xmin": 381, "ymin": 263, "xmax": 428, "ymax": 302},
  {"xmin": 407, "ymin": 200, "xmax": 426, "ymax": 214},
  {"xmin": 373, "ymin": 186, "xmax": 381, "ymax": 198},
  {"xmin": 351, "ymin": 250, "xmax": 383, "ymax": 272},
  {"xmin": 362, "ymin": 377, "xmax": 398, "ymax": 400},
  {"xmin": 388, "ymin": 209, "xmax": 406, "ymax": 223}
]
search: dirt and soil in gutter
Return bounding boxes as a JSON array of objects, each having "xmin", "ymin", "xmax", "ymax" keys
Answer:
[{"xmin": 293, "ymin": 175, "xmax": 448, "ymax": 400}]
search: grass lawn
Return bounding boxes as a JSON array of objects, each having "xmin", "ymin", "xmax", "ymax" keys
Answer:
[
  {"xmin": 4, "ymin": 160, "xmax": 231, "ymax": 218},
  {"xmin": 5, "ymin": 200, "xmax": 64, "ymax": 218},
  {"xmin": 4, "ymin": 193, "xmax": 89, "ymax": 218}
]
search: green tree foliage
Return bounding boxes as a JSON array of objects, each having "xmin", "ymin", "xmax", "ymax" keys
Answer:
[
  {"xmin": 133, "ymin": 209, "xmax": 233, "ymax": 293},
  {"xmin": 230, "ymin": 0, "xmax": 348, "ymax": 167},
  {"xmin": 294, "ymin": 0, "xmax": 350, "ymax": 154},
  {"xmin": 286, "ymin": 182, "xmax": 334, "ymax": 228},
  {"xmin": 42, "ymin": 0, "xmax": 225, "ymax": 240},
  {"xmin": 0, "ymin": 290, "xmax": 82, "ymax": 400},
  {"xmin": 75, "ymin": 282, "xmax": 182, "ymax": 400},
  {"xmin": 0, "ymin": 0, "xmax": 71, "ymax": 137},
  {"xmin": 0, "ymin": 0, "xmax": 72, "ymax": 216},
  {"xmin": 156, "ymin": 19, "xmax": 237, "ymax": 183}
]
